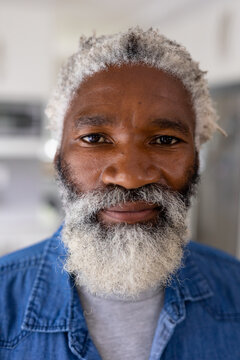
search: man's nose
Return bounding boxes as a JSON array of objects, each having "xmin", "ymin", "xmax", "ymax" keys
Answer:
[{"xmin": 101, "ymin": 150, "xmax": 161, "ymax": 189}]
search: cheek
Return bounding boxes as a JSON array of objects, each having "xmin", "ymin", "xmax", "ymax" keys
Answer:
[
  {"xmin": 155, "ymin": 150, "xmax": 195, "ymax": 191},
  {"xmin": 64, "ymin": 150, "xmax": 106, "ymax": 191}
]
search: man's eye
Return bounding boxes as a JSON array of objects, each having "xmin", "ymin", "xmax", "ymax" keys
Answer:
[
  {"xmin": 80, "ymin": 134, "xmax": 109, "ymax": 144},
  {"xmin": 151, "ymin": 135, "xmax": 179, "ymax": 145}
]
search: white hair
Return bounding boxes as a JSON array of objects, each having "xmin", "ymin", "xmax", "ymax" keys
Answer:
[{"xmin": 46, "ymin": 26, "xmax": 222, "ymax": 149}]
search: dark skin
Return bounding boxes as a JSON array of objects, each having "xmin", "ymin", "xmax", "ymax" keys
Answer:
[{"xmin": 57, "ymin": 64, "xmax": 196, "ymax": 224}]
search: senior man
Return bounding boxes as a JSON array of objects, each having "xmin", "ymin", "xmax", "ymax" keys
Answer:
[{"xmin": 0, "ymin": 28, "xmax": 240, "ymax": 360}]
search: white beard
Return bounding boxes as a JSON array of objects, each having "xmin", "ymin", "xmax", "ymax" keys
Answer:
[{"xmin": 59, "ymin": 181, "xmax": 191, "ymax": 299}]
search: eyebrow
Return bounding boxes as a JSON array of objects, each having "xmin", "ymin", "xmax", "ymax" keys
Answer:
[
  {"xmin": 74, "ymin": 115, "xmax": 114, "ymax": 129},
  {"xmin": 150, "ymin": 118, "xmax": 191, "ymax": 136},
  {"xmin": 74, "ymin": 115, "xmax": 191, "ymax": 136}
]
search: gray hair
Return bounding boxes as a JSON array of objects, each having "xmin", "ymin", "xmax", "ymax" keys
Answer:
[{"xmin": 46, "ymin": 27, "xmax": 222, "ymax": 149}]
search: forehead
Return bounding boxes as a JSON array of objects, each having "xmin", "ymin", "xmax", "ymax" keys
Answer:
[{"xmin": 65, "ymin": 64, "xmax": 195, "ymax": 129}]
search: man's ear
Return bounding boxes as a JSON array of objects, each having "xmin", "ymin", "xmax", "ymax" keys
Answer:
[{"xmin": 53, "ymin": 150, "xmax": 60, "ymax": 170}]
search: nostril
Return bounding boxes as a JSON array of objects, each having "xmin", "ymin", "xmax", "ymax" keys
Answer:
[{"xmin": 104, "ymin": 166, "xmax": 117, "ymax": 176}]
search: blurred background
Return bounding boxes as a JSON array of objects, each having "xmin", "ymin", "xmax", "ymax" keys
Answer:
[{"xmin": 0, "ymin": 0, "xmax": 240, "ymax": 258}]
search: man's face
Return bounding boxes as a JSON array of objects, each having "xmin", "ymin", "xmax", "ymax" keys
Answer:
[
  {"xmin": 59, "ymin": 64, "xmax": 196, "ymax": 223},
  {"xmin": 56, "ymin": 64, "xmax": 198, "ymax": 297}
]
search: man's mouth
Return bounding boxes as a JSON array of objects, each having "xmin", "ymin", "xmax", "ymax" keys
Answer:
[{"xmin": 99, "ymin": 201, "xmax": 159, "ymax": 224}]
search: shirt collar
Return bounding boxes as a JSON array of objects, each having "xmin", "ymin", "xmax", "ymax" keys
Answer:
[
  {"xmin": 163, "ymin": 247, "xmax": 214, "ymax": 324},
  {"xmin": 21, "ymin": 226, "xmax": 214, "ymax": 332},
  {"xmin": 22, "ymin": 225, "xmax": 85, "ymax": 333}
]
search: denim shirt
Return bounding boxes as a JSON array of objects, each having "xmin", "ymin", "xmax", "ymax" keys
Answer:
[{"xmin": 0, "ymin": 226, "xmax": 240, "ymax": 360}]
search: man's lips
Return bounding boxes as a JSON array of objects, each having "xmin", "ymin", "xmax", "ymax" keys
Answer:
[{"xmin": 99, "ymin": 201, "xmax": 159, "ymax": 224}]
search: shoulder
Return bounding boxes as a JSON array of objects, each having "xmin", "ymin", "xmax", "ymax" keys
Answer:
[
  {"xmin": 0, "ymin": 239, "xmax": 48, "ymax": 271},
  {"xmin": 0, "ymin": 225, "xmax": 62, "ymax": 290},
  {"xmin": 187, "ymin": 240, "xmax": 240, "ymax": 283},
  {"xmin": 0, "ymin": 239, "xmax": 50, "ymax": 307},
  {"xmin": 186, "ymin": 241, "xmax": 240, "ymax": 319},
  {"xmin": 0, "ymin": 234, "xmax": 58, "ymax": 348},
  {"xmin": 0, "ymin": 224, "xmax": 63, "ymax": 271},
  {"xmin": 0, "ymin": 226, "xmax": 65, "ymax": 349},
  {"xmin": 187, "ymin": 240, "xmax": 240, "ymax": 271}
]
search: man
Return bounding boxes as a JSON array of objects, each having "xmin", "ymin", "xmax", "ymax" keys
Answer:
[{"xmin": 0, "ymin": 27, "xmax": 239, "ymax": 360}]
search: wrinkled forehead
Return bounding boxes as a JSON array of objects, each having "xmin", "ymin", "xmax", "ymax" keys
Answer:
[
  {"xmin": 65, "ymin": 63, "xmax": 195, "ymax": 129},
  {"xmin": 76, "ymin": 64, "xmax": 193, "ymax": 102}
]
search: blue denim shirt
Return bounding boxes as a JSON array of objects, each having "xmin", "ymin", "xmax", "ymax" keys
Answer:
[{"xmin": 0, "ymin": 225, "xmax": 240, "ymax": 360}]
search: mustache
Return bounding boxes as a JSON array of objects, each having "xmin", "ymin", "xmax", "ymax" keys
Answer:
[
  {"xmin": 78, "ymin": 183, "xmax": 183, "ymax": 209},
  {"xmin": 58, "ymin": 181, "xmax": 189, "ymax": 231}
]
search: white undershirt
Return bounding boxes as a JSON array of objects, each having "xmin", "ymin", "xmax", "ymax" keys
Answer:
[{"xmin": 78, "ymin": 286, "xmax": 165, "ymax": 360}]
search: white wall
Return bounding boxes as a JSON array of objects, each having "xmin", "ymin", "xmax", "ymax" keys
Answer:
[
  {"xmin": 0, "ymin": 2, "xmax": 55, "ymax": 101},
  {"xmin": 155, "ymin": 0, "xmax": 240, "ymax": 85}
]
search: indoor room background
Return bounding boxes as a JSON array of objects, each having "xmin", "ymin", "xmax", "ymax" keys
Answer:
[{"xmin": 0, "ymin": 0, "xmax": 240, "ymax": 258}]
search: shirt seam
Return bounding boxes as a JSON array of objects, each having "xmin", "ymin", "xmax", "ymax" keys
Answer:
[{"xmin": 0, "ymin": 257, "xmax": 42, "ymax": 273}]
